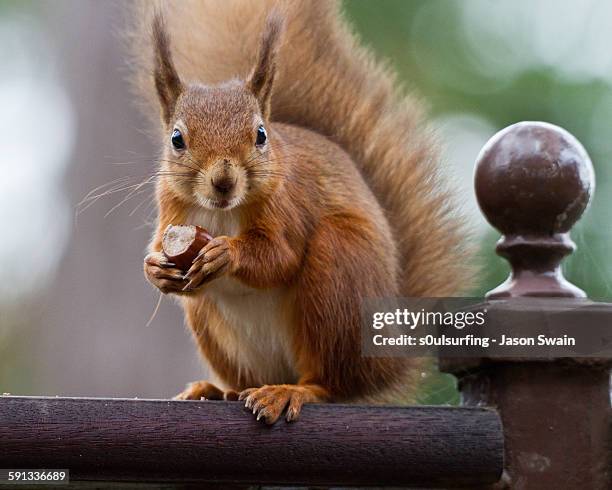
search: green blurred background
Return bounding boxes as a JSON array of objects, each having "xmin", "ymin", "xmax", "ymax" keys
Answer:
[{"xmin": 1, "ymin": 0, "xmax": 610, "ymax": 405}]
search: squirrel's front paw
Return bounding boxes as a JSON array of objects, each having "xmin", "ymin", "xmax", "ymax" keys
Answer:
[
  {"xmin": 183, "ymin": 236, "xmax": 235, "ymax": 290},
  {"xmin": 144, "ymin": 252, "xmax": 190, "ymax": 294}
]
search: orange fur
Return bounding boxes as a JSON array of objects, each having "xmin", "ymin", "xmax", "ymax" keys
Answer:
[{"xmin": 130, "ymin": 1, "xmax": 474, "ymax": 423}]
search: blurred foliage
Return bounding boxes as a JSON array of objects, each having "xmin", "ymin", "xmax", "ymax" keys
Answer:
[{"xmin": 345, "ymin": 0, "xmax": 612, "ymax": 300}]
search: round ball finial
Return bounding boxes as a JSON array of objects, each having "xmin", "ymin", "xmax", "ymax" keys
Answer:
[{"xmin": 474, "ymin": 122, "xmax": 595, "ymax": 299}]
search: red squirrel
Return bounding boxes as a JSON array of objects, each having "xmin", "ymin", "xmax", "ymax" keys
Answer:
[{"xmin": 129, "ymin": 0, "xmax": 473, "ymax": 423}]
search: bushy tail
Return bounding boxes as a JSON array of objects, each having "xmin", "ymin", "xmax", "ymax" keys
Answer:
[{"xmin": 127, "ymin": 0, "xmax": 474, "ymax": 296}]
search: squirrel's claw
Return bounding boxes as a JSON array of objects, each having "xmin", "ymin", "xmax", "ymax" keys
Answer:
[
  {"xmin": 144, "ymin": 252, "xmax": 189, "ymax": 294},
  {"xmin": 183, "ymin": 237, "xmax": 232, "ymax": 290}
]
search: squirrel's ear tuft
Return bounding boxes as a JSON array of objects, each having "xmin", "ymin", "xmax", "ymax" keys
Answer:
[
  {"xmin": 247, "ymin": 11, "xmax": 285, "ymax": 120},
  {"xmin": 152, "ymin": 13, "xmax": 182, "ymax": 126}
]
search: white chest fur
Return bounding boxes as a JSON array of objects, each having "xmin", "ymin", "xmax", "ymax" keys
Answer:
[
  {"xmin": 186, "ymin": 207, "xmax": 298, "ymax": 386},
  {"xmin": 187, "ymin": 207, "xmax": 242, "ymax": 238}
]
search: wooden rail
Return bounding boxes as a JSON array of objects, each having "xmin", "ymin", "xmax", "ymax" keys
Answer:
[{"xmin": 0, "ymin": 396, "xmax": 503, "ymax": 488}]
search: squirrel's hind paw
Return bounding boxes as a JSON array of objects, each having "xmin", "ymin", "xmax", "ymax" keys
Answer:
[
  {"xmin": 173, "ymin": 380, "xmax": 237, "ymax": 401},
  {"xmin": 239, "ymin": 384, "xmax": 325, "ymax": 424}
]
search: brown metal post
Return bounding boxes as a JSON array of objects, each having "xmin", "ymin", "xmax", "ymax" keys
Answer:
[{"xmin": 442, "ymin": 122, "xmax": 611, "ymax": 489}]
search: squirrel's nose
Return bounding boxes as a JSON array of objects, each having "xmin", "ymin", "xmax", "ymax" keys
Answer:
[{"xmin": 211, "ymin": 176, "xmax": 235, "ymax": 195}]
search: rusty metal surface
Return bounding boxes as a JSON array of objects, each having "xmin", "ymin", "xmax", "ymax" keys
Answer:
[
  {"xmin": 456, "ymin": 363, "xmax": 611, "ymax": 490},
  {"xmin": 444, "ymin": 121, "xmax": 611, "ymax": 489},
  {"xmin": 474, "ymin": 121, "xmax": 594, "ymax": 299}
]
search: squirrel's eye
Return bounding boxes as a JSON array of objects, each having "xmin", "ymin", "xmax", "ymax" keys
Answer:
[
  {"xmin": 256, "ymin": 125, "xmax": 267, "ymax": 147},
  {"xmin": 171, "ymin": 129, "xmax": 185, "ymax": 150}
]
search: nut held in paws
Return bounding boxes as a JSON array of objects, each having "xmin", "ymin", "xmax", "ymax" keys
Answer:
[{"xmin": 162, "ymin": 225, "xmax": 213, "ymax": 271}]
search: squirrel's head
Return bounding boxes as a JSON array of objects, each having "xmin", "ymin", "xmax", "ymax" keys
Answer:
[{"xmin": 151, "ymin": 13, "xmax": 283, "ymax": 211}]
